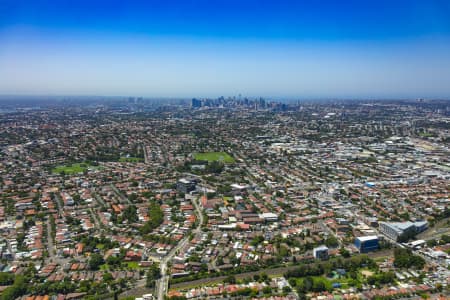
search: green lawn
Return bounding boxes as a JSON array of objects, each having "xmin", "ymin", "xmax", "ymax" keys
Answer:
[
  {"xmin": 119, "ymin": 157, "xmax": 144, "ymax": 163},
  {"xmin": 99, "ymin": 261, "xmax": 139, "ymax": 271},
  {"xmin": 52, "ymin": 163, "xmax": 91, "ymax": 175},
  {"xmin": 296, "ymin": 276, "xmax": 333, "ymax": 290},
  {"xmin": 193, "ymin": 152, "xmax": 235, "ymax": 163},
  {"xmin": 293, "ymin": 273, "xmax": 366, "ymax": 291},
  {"xmin": 125, "ymin": 261, "xmax": 140, "ymax": 269},
  {"xmin": 418, "ymin": 132, "xmax": 435, "ymax": 137}
]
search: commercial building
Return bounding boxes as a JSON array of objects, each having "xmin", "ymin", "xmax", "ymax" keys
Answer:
[
  {"xmin": 191, "ymin": 98, "xmax": 202, "ymax": 108},
  {"xmin": 379, "ymin": 221, "xmax": 428, "ymax": 242},
  {"xmin": 354, "ymin": 236, "xmax": 379, "ymax": 253},
  {"xmin": 313, "ymin": 245, "xmax": 329, "ymax": 260},
  {"xmin": 176, "ymin": 178, "xmax": 199, "ymax": 194}
]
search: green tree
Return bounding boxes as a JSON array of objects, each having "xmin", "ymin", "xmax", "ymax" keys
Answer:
[
  {"xmin": 313, "ymin": 280, "xmax": 326, "ymax": 292},
  {"xmin": 141, "ymin": 202, "xmax": 164, "ymax": 234},
  {"xmin": 1, "ymin": 275, "xmax": 27, "ymax": 300},
  {"xmin": 0, "ymin": 272, "xmax": 14, "ymax": 285},
  {"xmin": 339, "ymin": 247, "xmax": 350, "ymax": 258},
  {"xmin": 103, "ymin": 272, "xmax": 114, "ymax": 283},
  {"xmin": 89, "ymin": 253, "xmax": 105, "ymax": 270},
  {"xmin": 394, "ymin": 248, "xmax": 425, "ymax": 269},
  {"xmin": 325, "ymin": 236, "xmax": 339, "ymax": 248},
  {"xmin": 146, "ymin": 263, "xmax": 161, "ymax": 288},
  {"xmin": 123, "ymin": 205, "xmax": 138, "ymax": 222},
  {"xmin": 224, "ymin": 275, "xmax": 236, "ymax": 284}
]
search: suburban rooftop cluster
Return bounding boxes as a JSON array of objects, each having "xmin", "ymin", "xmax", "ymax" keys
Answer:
[{"xmin": 0, "ymin": 98, "xmax": 449, "ymax": 300}]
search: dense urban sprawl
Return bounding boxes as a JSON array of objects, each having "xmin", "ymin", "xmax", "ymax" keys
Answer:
[{"xmin": 0, "ymin": 98, "xmax": 449, "ymax": 300}]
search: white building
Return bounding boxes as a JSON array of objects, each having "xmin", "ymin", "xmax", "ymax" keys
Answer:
[{"xmin": 313, "ymin": 245, "xmax": 329, "ymax": 260}]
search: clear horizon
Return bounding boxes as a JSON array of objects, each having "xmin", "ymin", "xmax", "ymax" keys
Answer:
[{"xmin": 1, "ymin": 0, "xmax": 450, "ymax": 98}]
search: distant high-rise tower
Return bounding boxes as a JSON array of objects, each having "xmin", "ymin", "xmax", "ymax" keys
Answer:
[{"xmin": 191, "ymin": 98, "xmax": 202, "ymax": 108}]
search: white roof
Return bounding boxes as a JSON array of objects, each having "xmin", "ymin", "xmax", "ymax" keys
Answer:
[
  {"xmin": 231, "ymin": 183, "xmax": 248, "ymax": 189},
  {"xmin": 410, "ymin": 239, "xmax": 426, "ymax": 246},
  {"xmin": 356, "ymin": 235, "xmax": 378, "ymax": 242},
  {"xmin": 314, "ymin": 245, "xmax": 329, "ymax": 251},
  {"xmin": 260, "ymin": 212, "xmax": 278, "ymax": 219}
]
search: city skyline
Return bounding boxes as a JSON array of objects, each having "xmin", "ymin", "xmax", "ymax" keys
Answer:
[{"xmin": 1, "ymin": 0, "xmax": 450, "ymax": 98}]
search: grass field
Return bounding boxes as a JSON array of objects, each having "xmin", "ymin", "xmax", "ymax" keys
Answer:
[
  {"xmin": 125, "ymin": 261, "xmax": 140, "ymax": 269},
  {"xmin": 98, "ymin": 261, "xmax": 140, "ymax": 271},
  {"xmin": 193, "ymin": 152, "xmax": 235, "ymax": 163},
  {"xmin": 418, "ymin": 132, "xmax": 435, "ymax": 138},
  {"xmin": 119, "ymin": 157, "xmax": 144, "ymax": 163},
  {"xmin": 52, "ymin": 163, "xmax": 91, "ymax": 175}
]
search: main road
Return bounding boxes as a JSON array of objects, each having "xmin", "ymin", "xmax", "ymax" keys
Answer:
[
  {"xmin": 110, "ymin": 184, "xmax": 132, "ymax": 205},
  {"xmin": 46, "ymin": 218, "xmax": 56, "ymax": 259},
  {"xmin": 156, "ymin": 196, "xmax": 204, "ymax": 300}
]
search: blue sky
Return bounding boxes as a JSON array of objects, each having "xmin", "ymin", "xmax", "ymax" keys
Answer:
[{"xmin": 1, "ymin": 0, "xmax": 450, "ymax": 98}]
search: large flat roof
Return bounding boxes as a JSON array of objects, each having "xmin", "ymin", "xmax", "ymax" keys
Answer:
[
  {"xmin": 356, "ymin": 235, "xmax": 378, "ymax": 242},
  {"xmin": 313, "ymin": 245, "xmax": 329, "ymax": 251}
]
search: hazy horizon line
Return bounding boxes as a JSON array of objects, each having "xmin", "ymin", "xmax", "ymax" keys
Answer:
[{"xmin": 1, "ymin": 93, "xmax": 449, "ymax": 102}]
